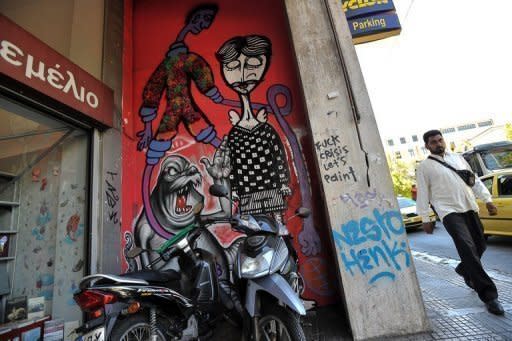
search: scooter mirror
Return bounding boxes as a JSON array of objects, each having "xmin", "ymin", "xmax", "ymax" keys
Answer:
[
  {"xmin": 295, "ymin": 207, "xmax": 311, "ymax": 218},
  {"xmin": 126, "ymin": 247, "xmax": 144, "ymax": 259},
  {"xmin": 209, "ymin": 184, "xmax": 229, "ymax": 198}
]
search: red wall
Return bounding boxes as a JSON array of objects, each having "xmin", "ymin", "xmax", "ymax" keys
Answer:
[{"xmin": 122, "ymin": 0, "xmax": 339, "ymax": 306}]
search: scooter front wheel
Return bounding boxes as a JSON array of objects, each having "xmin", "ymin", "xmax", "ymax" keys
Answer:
[
  {"xmin": 258, "ymin": 304, "xmax": 306, "ymax": 341},
  {"xmin": 109, "ymin": 314, "xmax": 167, "ymax": 341}
]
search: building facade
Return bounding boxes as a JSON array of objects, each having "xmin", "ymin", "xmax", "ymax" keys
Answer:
[
  {"xmin": 0, "ymin": 0, "xmax": 123, "ymax": 334},
  {"xmin": 1, "ymin": 1, "xmax": 430, "ymax": 339},
  {"xmin": 383, "ymin": 118, "xmax": 506, "ymax": 163}
]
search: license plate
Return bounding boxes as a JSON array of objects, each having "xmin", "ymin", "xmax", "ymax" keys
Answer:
[{"xmin": 81, "ymin": 326, "xmax": 105, "ymax": 341}]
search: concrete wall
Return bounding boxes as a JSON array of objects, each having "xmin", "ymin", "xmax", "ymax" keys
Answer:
[{"xmin": 283, "ymin": 0, "xmax": 430, "ymax": 339}]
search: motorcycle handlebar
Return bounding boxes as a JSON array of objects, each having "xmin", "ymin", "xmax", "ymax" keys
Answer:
[{"xmin": 199, "ymin": 216, "xmax": 234, "ymax": 225}]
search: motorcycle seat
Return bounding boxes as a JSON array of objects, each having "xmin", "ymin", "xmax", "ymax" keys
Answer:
[{"xmin": 121, "ymin": 269, "xmax": 181, "ymax": 283}]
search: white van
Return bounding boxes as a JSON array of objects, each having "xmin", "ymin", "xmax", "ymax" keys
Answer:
[{"xmin": 462, "ymin": 141, "xmax": 512, "ymax": 176}]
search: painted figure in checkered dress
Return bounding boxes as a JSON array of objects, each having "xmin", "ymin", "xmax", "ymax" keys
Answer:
[{"xmin": 216, "ymin": 35, "xmax": 292, "ymax": 223}]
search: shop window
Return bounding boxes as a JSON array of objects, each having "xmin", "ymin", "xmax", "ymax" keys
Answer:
[
  {"xmin": 408, "ymin": 149, "xmax": 415, "ymax": 158},
  {"xmin": 477, "ymin": 119, "xmax": 493, "ymax": 128},
  {"xmin": 0, "ymin": 96, "xmax": 89, "ymax": 325},
  {"xmin": 441, "ymin": 127, "xmax": 455, "ymax": 134},
  {"xmin": 395, "ymin": 151, "xmax": 402, "ymax": 159},
  {"xmin": 457, "ymin": 123, "xmax": 476, "ymax": 131}
]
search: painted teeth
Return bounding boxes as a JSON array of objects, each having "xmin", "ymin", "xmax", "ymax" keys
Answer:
[{"xmin": 175, "ymin": 206, "xmax": 192, "ymax": 214}]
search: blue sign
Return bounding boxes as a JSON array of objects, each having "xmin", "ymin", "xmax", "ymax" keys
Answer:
[
  {"xmin": 342, "ymin": 0, "xmax": 401, "ymax": 44},
  {"xmin": 343, "ymin": 0, "xmax": 396, "ymax": 19}
]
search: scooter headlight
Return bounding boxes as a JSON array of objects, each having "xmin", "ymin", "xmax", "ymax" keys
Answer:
[
  {"xmin": 239, "ymin": 249, "xmax": 273, "ymax": 279},
  {"xmin": 269, "ymin": 238, "xmax": 289, "ymax": 274}
]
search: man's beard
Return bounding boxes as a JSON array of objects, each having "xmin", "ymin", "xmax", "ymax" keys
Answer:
[
  {"xmin": 232, "ymin": 80, "xmax": 258, "ymax": 93},
  {"xmin": 431, "ymin": 146, "xmax": 445, "ymax": 155}
]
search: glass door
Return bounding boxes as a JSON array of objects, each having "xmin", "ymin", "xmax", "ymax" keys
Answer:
[{"xmin": 0, "ymin": 95, "xmax": 90, "ymax": 326}]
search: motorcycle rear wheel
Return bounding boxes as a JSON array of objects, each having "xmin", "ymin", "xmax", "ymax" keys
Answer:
[
  {"xmin": 109, "ymin": 314, "xmax": 166, "ymax": 341},
  {"xmin": 258, "ymin": 304, "xmax": 306, "ymax": 341}
]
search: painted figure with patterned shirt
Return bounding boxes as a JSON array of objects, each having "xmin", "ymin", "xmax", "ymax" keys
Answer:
[
  {"xmin": 137, "ymin": 4, "xmax": 223, "ymax": 239},
  {"xmin": 137, "ymin": 4, "xmax": 223, "ymax": 159},
  {"xmin": 215, "ymin": 35, "xmax": 291, "ymax": 226}
]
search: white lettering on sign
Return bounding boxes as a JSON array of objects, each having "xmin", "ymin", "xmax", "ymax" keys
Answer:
[
  {"xmin": 0, "ymin": 40, "xmax": 23, "ymax": 66},
  {"xmin": 0, "ymin": 39, "xmax": 100, "ymax": 109},
  {"xmin": 25, "ymin": 54, "xmax": 46, "ymax": 81}
]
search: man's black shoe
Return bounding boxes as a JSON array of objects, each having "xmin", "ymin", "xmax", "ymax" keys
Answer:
[{"xmin": 485, "ymin": 299, "xmax": 505, "ymax": 315}]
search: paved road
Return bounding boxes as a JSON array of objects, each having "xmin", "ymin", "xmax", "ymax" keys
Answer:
[{"xmin": 407, "ymin": 222, "xmax": 512, "ymax": 275}]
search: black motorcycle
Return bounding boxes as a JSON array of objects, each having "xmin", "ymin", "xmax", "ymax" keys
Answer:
[
  {"xmin": 73, "ymin": 203, "xmax": 243, "ymax": 341},
  {"xmin": 74, "ymin": 185, "xmax": 309, "ymax": 340}
]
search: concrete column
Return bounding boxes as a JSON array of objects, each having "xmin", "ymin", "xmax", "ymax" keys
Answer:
[
  {"xmin": 78, "ymin": 0, "xmax": 123, "ymax": 275},
  {"xmin": 283, "ymin": 0, "xmax": 429, "ymax": 339},
  {"xmin": 96, "ymin": 0, "xmax": 124, "ymax": 274}
]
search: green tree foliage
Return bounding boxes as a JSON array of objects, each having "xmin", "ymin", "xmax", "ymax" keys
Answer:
[
  {"xmin": 389, "ymin": 159, "xmax": 415, "ymax": 198},
  {"xmin": 506, "ymin": 122, "xmax": 512, "ymax": 141}
]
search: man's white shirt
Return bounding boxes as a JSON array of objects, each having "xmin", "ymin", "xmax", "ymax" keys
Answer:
[{"xmin": 416, "ymin": 151, "xmax": 492, "ymax": 223}]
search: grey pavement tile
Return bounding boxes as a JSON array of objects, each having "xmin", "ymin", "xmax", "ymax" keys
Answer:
[
  {"xmin": 414, "ymin": 257, "xmax": 512, "ymax": 340},
  {"xmin": 213, "ymin": 257, "xmax": 512, "ymax": 340}
]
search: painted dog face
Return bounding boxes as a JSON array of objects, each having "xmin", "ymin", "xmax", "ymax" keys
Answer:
[{"xmin": 157, "ymin": 155, "xmax": 204, "ymax": 230}]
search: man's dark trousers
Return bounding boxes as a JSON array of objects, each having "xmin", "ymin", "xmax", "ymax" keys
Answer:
[{"xmin": 443, "ymin": 211, "xmax": 498, "ymax": 303}]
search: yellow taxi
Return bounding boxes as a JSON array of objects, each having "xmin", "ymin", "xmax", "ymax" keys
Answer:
[
  {"xmin": 397, "ymin": 196, "xmax": 436, "ymax": 231},
  {"xmin": 477, "ymin": 170, "xmax": 512, "ymax": 238}
]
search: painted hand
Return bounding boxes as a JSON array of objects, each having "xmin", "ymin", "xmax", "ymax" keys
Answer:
[
  {"xmin": 201, "ymin": 137, "xmax": 231, "ymax": 180},
  {"xmin": 298, "ymin": 226, "xmax": 321, "ymax": 256},
  {"xmin": 486, "ymin": 202, "xmax": 498, "ymax": 216},
  {"xmin": 231, "ymin": 191, "xmax": 239, "ymax": 201},
  {"xmin": 256, "ymin": 108, "xmax": 268, "ymax": 123},
  {"xmin": 136, "ymin": 123, "xmax": 153, "ymax": 151},
  {"xmin": 229, "ymin": 110, "xmax": 241, "ymax": 126},
  {"xmin": 280, "ymin": 185, "xmax": 292, "ymax": 197}
]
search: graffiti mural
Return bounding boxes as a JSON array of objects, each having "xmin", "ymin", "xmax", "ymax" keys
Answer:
[
  {"xmin": 134, "ymin": 149, "xmax": 233, "ymax": 270},
  {"xmin": 123, "ymin": 0, "xmax": 339, "ymax": 305},
  {"xmin": 216, "ymin": 35, "xmax": 291, "ymax": 223},
  {"xmin": 137, "ymin": 4, "xmax": 224, "ymax": 240},
  {"xmin": 332, "ymin": 208, "xmax": 412, "ymax": 285}
]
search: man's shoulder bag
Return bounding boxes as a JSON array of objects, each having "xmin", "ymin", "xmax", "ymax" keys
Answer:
[{"xmin": 428, "ymin": 156, "xmax": 476, "ymax": 187}]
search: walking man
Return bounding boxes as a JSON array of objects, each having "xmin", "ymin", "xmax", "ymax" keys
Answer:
[{"xmin": 416, "ymin": 130, "xmax": 504, "ymax": 315}]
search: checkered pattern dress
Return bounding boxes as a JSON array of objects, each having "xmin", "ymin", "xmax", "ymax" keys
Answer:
[{"xmin": 228, "ymin": 122, "xmax": 290, "ymax": 215}]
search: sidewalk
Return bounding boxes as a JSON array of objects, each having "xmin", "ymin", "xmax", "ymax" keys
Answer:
[
  {"xmin": 303, "ymin": 253, "xmax": 512, "ymax": 340},
  {"xmin": 213, "ymin": 252, "xmax": 512, "ymax": 340}
]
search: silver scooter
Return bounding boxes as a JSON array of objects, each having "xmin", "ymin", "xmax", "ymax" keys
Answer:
[{"xmin": 207, "ymin": 184, "xmax": 308, "ymax": 341}]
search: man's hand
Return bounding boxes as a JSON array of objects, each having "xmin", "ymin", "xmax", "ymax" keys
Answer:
[
  {"xmin": 422, "ymin": 222, "xmax": 434, "ymax": 234},
  {"xmin": 486, "ymin": 202, "xmax": 498, "ymax": 216}
]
